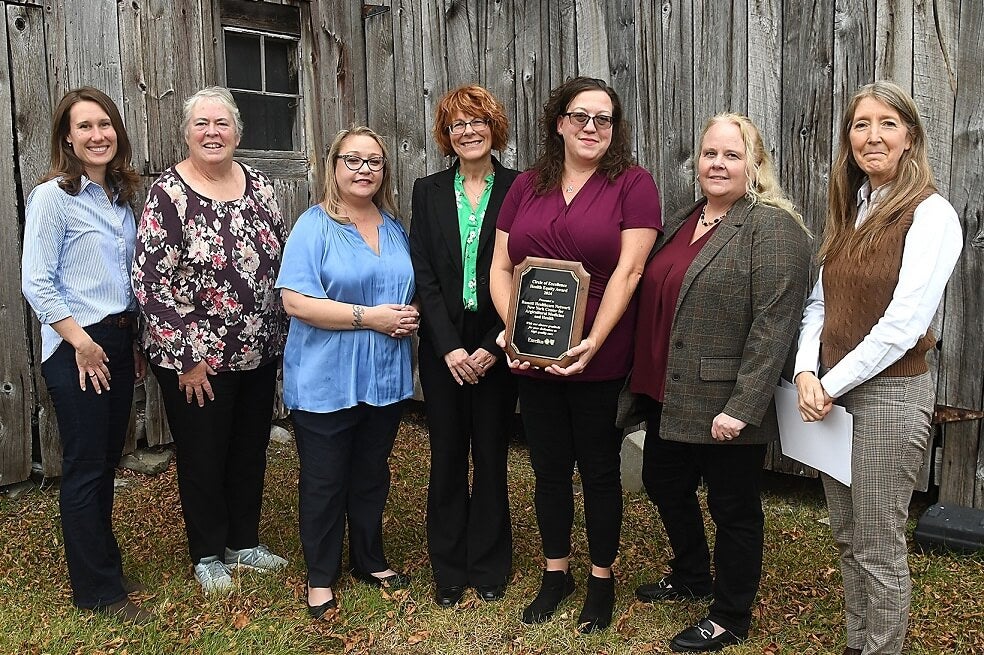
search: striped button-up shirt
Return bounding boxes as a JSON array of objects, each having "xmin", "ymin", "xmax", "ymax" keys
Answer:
[{"xmin": 21, "ymin": 176, "xmax": 136, "ymax": 362}]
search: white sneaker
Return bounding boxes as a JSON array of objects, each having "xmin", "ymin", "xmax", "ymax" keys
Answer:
[
  {"xmin": 194, "ymin": 556, "xmax": 234, "ymax": 594},
  {"xmin": 224, "ymin": 544, "xmax": 287, "ymax": 572}
]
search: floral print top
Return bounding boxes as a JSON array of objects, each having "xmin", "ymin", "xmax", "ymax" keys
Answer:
[{"xmin": 133, "ymin": 163, "xmax": 287, "ymax": 373}]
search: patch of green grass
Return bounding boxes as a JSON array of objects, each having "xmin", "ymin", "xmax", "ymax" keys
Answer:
[{"xmin": 2, "ymin": 407, "xmax": 981, "ymax": 654}]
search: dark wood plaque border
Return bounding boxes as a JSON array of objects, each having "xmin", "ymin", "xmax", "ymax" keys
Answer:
[{"xmin": 504, "ymin": 256, "xmax": 590, "ymax": 369}]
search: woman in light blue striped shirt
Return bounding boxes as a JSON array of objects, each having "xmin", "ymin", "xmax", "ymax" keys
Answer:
[{"xmin": 21, "ymin": 87, "xmax": 152, "ymax": 624}]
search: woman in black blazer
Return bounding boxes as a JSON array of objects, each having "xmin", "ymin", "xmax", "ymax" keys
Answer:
[{"xmin": 410, "ymin": 85, "xmax": 519, "ymax": 608}]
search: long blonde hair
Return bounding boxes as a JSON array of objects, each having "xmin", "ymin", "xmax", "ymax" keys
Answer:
[
  {"xmin": 695, "ymin": 113, "xmax": 809, "ymax": 233},
  {"xmin": 819, "ymin": 81, "xmax": 936, "ymax": 263},
  {"xmin": 321, "ymin": 126, "xmax": 398, "ymax": 223}
]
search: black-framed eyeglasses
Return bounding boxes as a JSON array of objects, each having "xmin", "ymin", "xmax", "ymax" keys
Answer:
[
  {"xmin": 562, "ymin": 112, "xmax": 615, "ymax": 130},
  {"xmin": 337, "ymin": 155, "xmax": 386, "ymax": 171},
  {"xmin": 447, "ymin": 118, "xmax": 490, "ymax": 134}
]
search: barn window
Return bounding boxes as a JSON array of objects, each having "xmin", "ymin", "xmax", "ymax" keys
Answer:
[{"xmin": 219, "ymin": 0, "xmax": 302, "ymax": 153}]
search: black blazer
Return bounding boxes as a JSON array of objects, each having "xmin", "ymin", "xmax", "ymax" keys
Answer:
[{"xmin": 410, "ymin": 157, "xmax": 520, "ymax": 357}]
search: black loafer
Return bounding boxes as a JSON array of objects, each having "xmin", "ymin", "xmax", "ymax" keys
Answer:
[
  {"xmin": 475, "ymin": 583, "xmax": 507, "ymax": 602},
  {"xmin": 306, "ymin": 596, "xmax": 337, "ymax": 619},
  {"xmin": 636, "ymin": 576, "xmax": 712, "ymax": 603},
  {"xmin": 351, "ymin": 569, "xmax": 411, "ymax": 590},
  {"xmin": 670, "ymin": 618, "xmax": 742, "ymax": 652},
  {"xmin": 435, "ymin": 585, "xmax": 466, "ymax": 607}
]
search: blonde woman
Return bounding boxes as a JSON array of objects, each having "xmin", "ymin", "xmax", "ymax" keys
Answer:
[
  {"xmin": 277, "ymin": 127, "xmax": 418, "ymax": 618},
  {"xmin": 629, "ymin": 113, "xmax": 811, "ymax": 652}
]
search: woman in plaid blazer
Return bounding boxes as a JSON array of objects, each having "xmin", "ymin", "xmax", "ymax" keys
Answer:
[
  {"xmin": 794, "ymin": 82, "xmax": 961, "ymax": 655},
  {"xmin": 628, "ymin": 113, "xmax": 812, "ymax": 653}
]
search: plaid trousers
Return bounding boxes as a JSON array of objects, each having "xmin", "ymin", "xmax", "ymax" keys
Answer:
[{"xmin": 821, "ymin": 371, "xmax": 932, "ymax": 655}]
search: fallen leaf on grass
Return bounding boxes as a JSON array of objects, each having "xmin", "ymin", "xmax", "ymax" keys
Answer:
[
  {"xmin": 232, "ymin": 612, "xmax": 250, "ymax": 629},
  {"xmin": 407, "ymin": 630, "xmax": 430, "ymax": 645}
]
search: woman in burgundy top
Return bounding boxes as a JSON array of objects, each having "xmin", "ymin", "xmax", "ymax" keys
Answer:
[
  {"xmin": 490, "ymin": 77, "xmax": 661, "ymax": 632},
  {"xmin": 629, "ymin": 114, "xmax": 811, "ymax": 652}
]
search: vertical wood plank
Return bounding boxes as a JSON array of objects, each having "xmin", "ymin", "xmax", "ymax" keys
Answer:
[
  {"xmin": 7, "ymin": 3, "xmax": 57, "ymax": 479},
  {"xmin": 119, "ymin": 0, "xmax": 152, "ymax": 177},
  {"xmin": 443, "ymin": 0, "xmax": 480, "ymax": 89},
  {"xmin": 43, "ymin": 0, "xmax": 125, "ymax": 106},
  {"xmin": 938, "ymin": 0, "xmax": 984, "ymax": 508},
  {"xmin": 392, "ymin": 0, "xmax": 427, "ymax": 224},
  {"xmin": 314, "ymin": 0, "xmax": 368, "ymax": 129},
  {"xmin": 365, "ymin": 1, "xmax": 402, "ymax": 216},
  {"xmin": 782, "ymin": 0, "xmax": 834, "ymax": 237},
  {"xmin": 654, "ymin": 0, "xmax": 696, "ymax": 218},
  {"xmin": 0, "ymin": 6, "xmax": 34, "ymax": 486},
  {"xmin": 574, "ymin": 0, "xmax": 608, "ymax": 79},
  {"xmin": 482, "ymin": 0, "xmax": 517, "ymax": 169},
  {"xmin": 694, "ymin": 0, "xmax": 747, "ymax": 121},
  {"xmin": 832, "ymin": 0, "xmax": 874, "ymax": 166},
  {"xmin": 634, "ymin": 0, "xmax": 660, "ymax": 173},
  {"xmin": 912, "ymin": 0, "xmax": 956, "ymax": 198},
  {"xmin": 746, "ymin": 0, "xmax": 783, "ymax": 172},
  {"xmin": 421, "ymin": 0, "xmax": 450, "ymax": 174},
  {"xmin": 874, "ymin": 0, "xmax": 913, "ymax": 88},
  {"xmin": 605, "ymin": 0, "xmax": 637, "ymax": 154},
  {"xmin": 513, "ymin": 0, "xmax": 549, "ymax": 170},
  {"xmin": 548, "ymin": 0, "xmax": 578, "ymax": 88}
]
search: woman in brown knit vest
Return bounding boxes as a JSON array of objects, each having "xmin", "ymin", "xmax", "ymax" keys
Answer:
[{"xmin": 794, "ymin": 81, "xmax": 962, "ymax": 655}]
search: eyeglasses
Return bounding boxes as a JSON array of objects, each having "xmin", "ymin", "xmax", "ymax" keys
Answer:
[
  {"xmin": 337, "ymin": 155, "xmax": 386, "ymax": 171},
  {"xmin": 562, "ymin": 112, "xmax": 615, "ymax": 130},
  {"xmin": 447, "ymin": 118, "xmax": 490, "ymax": 134}
]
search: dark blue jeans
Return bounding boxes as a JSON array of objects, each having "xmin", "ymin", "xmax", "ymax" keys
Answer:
[{"xmin": 42, "ymin": 323, "xmax": 135, "ymax": 609}]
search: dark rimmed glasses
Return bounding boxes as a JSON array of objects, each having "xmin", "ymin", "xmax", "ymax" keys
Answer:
[
  {"xmin": 447, "ymin": 118, "xmax": 490, "ymax": 134},
  {"xmin": 562, "ymin": 111, "xmax": 615, "ymax": 130},
  {"xmin": 337, "ymin": 155, "xmax": 386, "ymax": 171}
]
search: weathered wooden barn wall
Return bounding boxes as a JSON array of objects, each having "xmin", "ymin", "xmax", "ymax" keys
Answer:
[{"xmin": 1, "ymin": 0, "xmax": 982, "ymax": 507}]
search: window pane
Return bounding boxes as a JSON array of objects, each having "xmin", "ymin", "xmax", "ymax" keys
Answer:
[
  {"xmin": 225, "ymin": 32, "xmax": 262, "ymax": 91},
  {"xmin": 234, "ymin": 92, "xmax": 296, "ymax": 151},
  {"xmin": 264, "ymin": 38, "xmax": 299, "ymax": 94}
]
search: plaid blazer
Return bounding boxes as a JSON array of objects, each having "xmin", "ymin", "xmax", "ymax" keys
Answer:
[{"xmin": 648, "ymin": 196, "xmax": 812, "ymax": 445}]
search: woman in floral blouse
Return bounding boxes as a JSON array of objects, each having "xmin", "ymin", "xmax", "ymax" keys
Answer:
[{"xmin": 132, "ymin": 86, "xmax": 288, "ymax": 594}]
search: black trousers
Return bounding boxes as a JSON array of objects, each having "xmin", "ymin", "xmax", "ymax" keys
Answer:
[
  {"xmin": 517, "ymin": 376, "xmax": 624, "ymax": 568},
  {"xmin": 153, "ymin": 361, "xmax": 277, "ymax": 563},
  {"xmin": 419, "ymin": 338, "xmax": 516, "ymax": 588},
  {"xmin": 293, "ymin": 402, "xmax": 404, "ymax": 588},
  {"xmin": 42, "ymin": 323, "xmax": 134, "ymax": 609},
  {"xmin": 642, "ymin": 400, "xmax": 767, "ymax": 637}
]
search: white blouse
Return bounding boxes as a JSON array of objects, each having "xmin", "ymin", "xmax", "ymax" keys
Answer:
[{"xmin": 795, "ymin": 182, "xmax": 963, "ymax": 398}]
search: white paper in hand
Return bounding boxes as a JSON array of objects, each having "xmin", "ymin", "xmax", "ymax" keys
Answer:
[{"xmin": 774, "ymin": 383, "xmax": 853, "ymax": 486}]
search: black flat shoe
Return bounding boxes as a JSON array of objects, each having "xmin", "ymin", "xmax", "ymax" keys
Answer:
[
  {"xmin": 434, "ymin": 585, "xmax": 466, "ymax": 607},
  {"xmin": 121, "ymin": 574, "xmax": 147, "ymax": 595},
  {"xmin": 351, "ymin": 569, "xmax": 411, "ymax": 590},
  {"xmin": 670, "ymin": 618, "xmax": 742, "ymax": 652},
  {"xmin": 306, "ymin": 596, "xmax": 337, "ymax": 619},
  {"xmin": 636, "ymin": 576, "xmax": 712, "ymax": 603},
  {"xmin": 577, "ymin": 574, "xmax": 615, "ymax": 633},
  {"xmin": 475, "ymin": 583, "xmax": 507, "ymax": 602},
  {"xmin": 521, "ymin": 569, "xmax": 575, "ymax": 624}
]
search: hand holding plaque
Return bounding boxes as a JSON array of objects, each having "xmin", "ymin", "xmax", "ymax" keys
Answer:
[{"xmin": 503, "ymin": 257, "xmax": 590, "ymax": 369}]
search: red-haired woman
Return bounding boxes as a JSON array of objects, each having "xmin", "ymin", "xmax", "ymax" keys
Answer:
[
  {"xmin": 410, "ymin": 85, "xmax": 519, "ymax": 608},
  {"xmin": 22, "ymin": 87, "xmax": 151, "ymax": 623}
]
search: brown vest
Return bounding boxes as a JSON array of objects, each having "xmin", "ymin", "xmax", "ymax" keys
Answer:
[{"xmin": 820, "ymin": 189, "xmax": 936, "ymax": 377}]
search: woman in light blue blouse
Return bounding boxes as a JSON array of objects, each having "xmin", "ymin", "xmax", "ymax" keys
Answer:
[
  {"xmin": 21, "ymin": 88, "xmax": 151, "ymax": 623},
  {"xmin": 276, "ymin": 126, "xmax": 419, "ymax": 618}
]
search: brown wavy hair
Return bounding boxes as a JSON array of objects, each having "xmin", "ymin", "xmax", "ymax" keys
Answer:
[
  {"xmin": 321, "ymin": 126, "xmax": 399, "ymax": 224},
  {"xmin": 819, "ymin": 81, "xmax": 936, "ymax": 263},
  {"xmin": 41, "ymin": 87, "xmax": 140, "ymax": 204},
  {"xmin": 531, "ymin": 77, "xmax": 635, "ymax": 194},
  {"xmin": 432, "ymin": 85, "xmax": 509, "ymax": 156}
]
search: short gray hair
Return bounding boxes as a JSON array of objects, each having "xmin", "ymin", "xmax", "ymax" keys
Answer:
[{"xmin": 181, "ymin": 86, "xmax": 244, "ymax": 137}]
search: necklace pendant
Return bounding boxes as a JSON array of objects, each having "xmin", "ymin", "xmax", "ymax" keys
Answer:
[{"xmin": 565, "ymin": 185, "xmax": 574, "ymax": 193}]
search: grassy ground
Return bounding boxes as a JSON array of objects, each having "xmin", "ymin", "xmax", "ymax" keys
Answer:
[{"xmin": 2, "ymin": 405, "xmax": 982, "ymax": 655}]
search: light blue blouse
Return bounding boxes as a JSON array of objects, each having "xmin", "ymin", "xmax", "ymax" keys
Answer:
[
  {"xmin": 276, "ymin": 205, "xmax": 415, "ymax": 413},
  {"xmin": 21, "ymin": 177, "xmax": 136, "ymax": 362}
]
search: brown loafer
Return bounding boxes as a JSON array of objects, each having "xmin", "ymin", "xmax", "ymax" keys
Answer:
[
  {"xmin": 122, "ymin": 574, "xmax": 147, "ymax": 594},
  {"xmin": 92, "ymin": 598, "xmax": 155, "ymax": 624}
]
